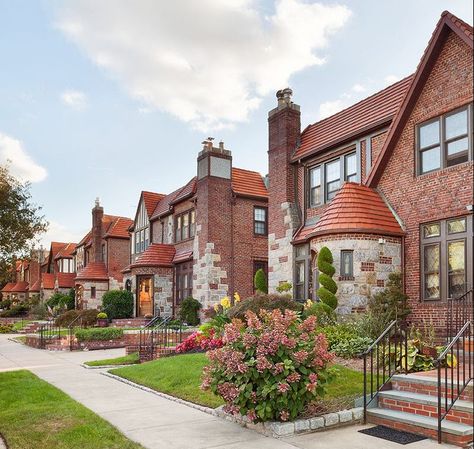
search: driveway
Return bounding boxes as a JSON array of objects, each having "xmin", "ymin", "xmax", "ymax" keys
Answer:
[{"xmin": 0, "ymin": 335, "xmax": 455, "ymax": 449}]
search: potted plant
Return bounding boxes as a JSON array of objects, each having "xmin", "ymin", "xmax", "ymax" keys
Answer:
[
  {"xmin": 96, "ymin": 312, "xmax": 108, "ymax": 327},
  {"xmin": 420, "ymin": 319, "xmax": 438, "ymax": 358}
]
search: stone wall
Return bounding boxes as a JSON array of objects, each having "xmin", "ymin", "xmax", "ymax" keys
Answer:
[
  {"xmin": 310, "ymin": 234, "xmax": 402, "ymax": 314},
  {"xmin": 79, "ymin": 280, "xmax": 109, "ymax": 310}
]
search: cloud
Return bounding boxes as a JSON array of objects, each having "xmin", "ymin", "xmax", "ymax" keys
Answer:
[
  {"xmin": 56, "ymin": 0, "xmax": 351, "ymax": 131},
  {"xmin": 318, "ymin": 74, "xmax": 403, "ymax": 120},
  {"xmin": 60, "ymin": 90, "xmax": 87, "ymax": 110},
  {"xmin": 38, "ymin": 221, "xmax": 86, "ymax": 248},
  {"xmin": 0, "ymin": 132, "xmax": 47, "ymax": 183}
]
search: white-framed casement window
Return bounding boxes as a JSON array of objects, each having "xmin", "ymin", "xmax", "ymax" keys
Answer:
[
  {"xmin": 254, "ymin": 207, "xmax": 268, "ymax": 236},
  {"xmin": 417, "ymin": 105, "xmax": 472, "ymax": 175},
  {"xmin": 420, "ymin": 216, "xmax": 472, "ymax": 301},
  {"xmin": 175, "ymin": 209, "xmax": 195, "ymax": 243},
  {"xmin": 308, "ymin": 151, "xmax": 359, "ymax": 207}
]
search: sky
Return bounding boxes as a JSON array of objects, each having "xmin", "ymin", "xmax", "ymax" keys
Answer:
[{"xmin": 0, "ymin": 0, "xmax": 472, "ymax": 248}]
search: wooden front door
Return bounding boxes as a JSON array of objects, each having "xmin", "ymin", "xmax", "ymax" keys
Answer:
[{"xmin": 137, "ymin": 276, "xmax": 153, "ymax": 317}]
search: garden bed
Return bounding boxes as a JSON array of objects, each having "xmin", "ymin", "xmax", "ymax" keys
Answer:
[{"xmin": 0, "ymin": 370, "xmax": 143, "ymax": 449}]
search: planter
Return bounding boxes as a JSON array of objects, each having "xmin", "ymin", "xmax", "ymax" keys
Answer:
[
  {"xmin": 97, "ymin": 319, "xmax": 109, "ymax": 328},
  {"xmin": 421, "ymin": 345, "xmax": 437, "ymax": 358}
]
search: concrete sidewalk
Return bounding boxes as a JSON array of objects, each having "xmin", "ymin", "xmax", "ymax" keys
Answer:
[{"xmin": 0, "ymin": 335, "xmax": 454, "ymax": 449}]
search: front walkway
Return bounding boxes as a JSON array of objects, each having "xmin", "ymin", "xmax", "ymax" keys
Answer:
[{"xmin": 0, "ymin": 335, "xmax": 454, "ymax": 449}]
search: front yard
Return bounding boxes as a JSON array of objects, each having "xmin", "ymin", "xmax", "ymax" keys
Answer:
[{"xmin": 0, "ymin": 370, "xmax": 143, "ymax": 449}]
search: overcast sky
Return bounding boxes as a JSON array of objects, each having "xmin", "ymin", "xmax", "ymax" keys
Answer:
[{"xmin": 1, "ymin": 0, "xmax": 472, "ymax": 248}]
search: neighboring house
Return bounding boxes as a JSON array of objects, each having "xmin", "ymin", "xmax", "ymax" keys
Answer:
[
  {"xmin": 123, "ymin": 140, "xmax": 268, "ymax": 318},
  {"xmin": 74, "ymin": 200, "xmax": 133, "ymax": 310},
  {"xmin": 268, "ymin": 11, "xmax": 473, "ymax": 331}
]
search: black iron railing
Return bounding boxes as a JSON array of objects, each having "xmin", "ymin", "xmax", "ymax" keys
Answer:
[
  {"xmin": 38, "ymin": 320, "xmax": 65, "ymax": 349},
  {"xmin": 363, "ymin": 320, "xmax": 408, "ymax": 422},
  {"xmin": 436, "ymin": 297, "xmax": 473, "ymax": 443},
  {"xmin": 67, "ymin": 313, "xmax": 90, "ymax": 351},
  {"xmin": 447, "ymin": 288, "xmax": 473, "ymax": 339},
  {"xmin": 139, "ymin": 318, "xmax": 184, "ymax": 360}
]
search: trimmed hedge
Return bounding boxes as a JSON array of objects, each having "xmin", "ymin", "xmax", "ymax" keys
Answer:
[
  {"xmin": 75, "ymin": 328, "xmax": 123, "ymax": 342},
  {"xmin": 179, "ymin": 297, "xmax": 201, "ymax": 326},
  {"xmin": 102, "ymin": 290, "xmax": 133, "ymax": 319},
  {"xmin": 0, "ymin": 304, "xmax": 29, "ymax": 317}
]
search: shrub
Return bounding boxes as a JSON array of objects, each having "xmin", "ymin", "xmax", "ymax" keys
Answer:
[
  {"xmin": 0, "ymin": 304, "xmax": 29, "ymax": 317},
  {"xmin": 331, "ymin": 337, "xmax": 373, "ymax": 358},
  {"xmin": 319, "ymin": 323, "xmax": 360, "ymax": 350},
  {"xmin": 54, "ymin": 309, "xmax": 99, "ymax": 327},
  {"xmin": 102, "ymin": 290, "xmax": 133, "ymax": 319},
  {"xmin": 0, "ymin": 323, "xmax": 14, "ymax": 333},
  {"xmin": 97, "ymin": 312, "xmax": 108, "ymax": 319},
  {"xmin": 0, "ymin": 300, "xmax": 12, "ymax": 310},
  {"xmin": 202, "ymin": 309, "xmax": 335, "ymax": 422},
  {"xmin": 254, "ymin": 269, "xmax": 268, "ymax": 294},
  {"xmin": 46, "ymin": 293, "xmax": 74, "ymax": 311},
  {"xmin": 176, "ymin": 329, "xmax": 223, "ymax": 353},
  {"xmin": 75, "ymin": 327, "xmax": 123, "ymax": 342},
  {"xmin": 179, "ymin": 297, "xmax": 201, "ymax": 326},
  {"xmin": 227, "ymin": 293, "xmax": 302, "ymax": 321},
  {"xmin": 302, "ymin": 301, "xmax": 335, "ymax": 325},
  {"xmin": 317, "ymin": 247, "xmax": 338, "ymax": 310},
  {"xmin": 276, "ymin": 282, "xmax": 292, "ymax": 294},
  {"xmin": 30, "ymin": 303, "xmax": 48, "ymax": 320}
]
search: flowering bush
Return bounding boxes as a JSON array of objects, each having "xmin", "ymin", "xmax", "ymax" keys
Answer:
[
  {"xmin": 176, "ymin": 329, "xmax": 223, "ymax": 353},
  {"xmin": 202, "ymin": 309, "xmax": 334, "ymax": 422}
]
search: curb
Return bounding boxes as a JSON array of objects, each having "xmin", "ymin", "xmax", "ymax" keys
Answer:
[{"xmin": 81, "ymin": 363, "xmax": 133, "ymax": 370}]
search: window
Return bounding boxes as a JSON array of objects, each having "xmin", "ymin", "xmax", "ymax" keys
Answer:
[
  {"xmin": 295, "ymin": 261, "xmax": 305, "ymax": 300},
  {"xmin": 175, "ymin": 210, "xmax": 195, "ymax": 242},
  {"xmin": 294, "ymin": 244, "xmax": 310, "ymax": 301},
  {"xmin": 101, "ymin": 244, "xmax": 106, "ymax": 263},
  {"xmin": 253, "ymin": 261, "xmax": 268, "ymax": 292},
  {"xmin": 176, "ymin": 262, "xmax": 193, "ymax": 305},
  {"xmin": 140, "ymin": 230, "xmax": 145, "ymax": 252},
  {"xmin": 309, "ymin": 166, "xmax": 321, "ymax": 207},
  {"xmin": 420, "ymin": 217, "xmax": 472, "ymax": 301},
  {"xmin": 135, "ymin": 232, "xmax": 140, "ymax": 254},
  {"xmin": 91, "ymin": 286, "xmax": 96, "ymax": 299},
  {"xmin": 340, "ymin": 250, "xmax": 354, "ymax": 278},
  {"xmin": 308, "ymin": 151, "xmax": 359, "ymax": 207},
  {"xmin": 418, "ymin": 106, "xmax": 471, "ymax": 174},
  {"xmin": 254, "ymin": 207, "xmax": 267, "ymax": 235},
  {"xmin": 145, "ymin": 228, "xmax": 149, "ymax": 249}
]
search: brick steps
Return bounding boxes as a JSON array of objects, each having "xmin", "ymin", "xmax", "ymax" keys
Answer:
[{"xmin": 366, "ymin": 373, "xmax": 473, "ymax": 447}]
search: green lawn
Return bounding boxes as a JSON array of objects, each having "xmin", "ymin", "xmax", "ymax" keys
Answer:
[
  {"xmin": 85, "ymin": 352, "xmax": 140, "ymax": 367},
  {"xmin": 0, "ymin": 370, "xmax": 143, "ymax": 449},
  {"xmin": 111, "ymin": 353, "xmax": 224, "ymax": 408},
  {"xmin": 12, "ymin": 320, "xmax": 32, "ymax": 332},
  {"xmin": 110, "ymin": 353, "xmax": 364, "ymax": 410}
]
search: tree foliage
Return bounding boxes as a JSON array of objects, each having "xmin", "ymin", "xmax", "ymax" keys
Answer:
[{"xmin": 0, "ymin": 164, "xmax": 48, "ymax": 285}]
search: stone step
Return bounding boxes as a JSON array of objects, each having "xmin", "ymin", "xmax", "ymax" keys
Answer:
[
  {"xmin": 391, "ymin": 374, "xmax": 473, "ymax": 401},
  {"xmin": 378, "ymin": 390, "xmax": 473, "ymax": 425},
  {"xmin": 367, "ymin": 407, "xmax": 473, "ymax": 447}
]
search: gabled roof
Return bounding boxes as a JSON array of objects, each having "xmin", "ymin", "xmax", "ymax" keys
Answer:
[
  {"xmin": 28, "ymin": 279, "xmax": 41, "ymax": 292},
  {"xmin": 294, "ymin": 75, "xmax": 413, "ymax": 161},
  {"xmin": 10, "ymin": 281, "xmax": 29, "ymax": 293},
  {"xmin": 232, "ymin": 168, "xmax": 268, "ymax": 199},
  {"xmin": 151, "ymin": 179, "xmax": 197, "ymax": 220},
  {"xmin": 367, "ymin": 11, "xmax": 473, "ymax": 186},
  {"xmin": 54, "ymin": 243, "xmax": 76, "ymax": 260},
  {"xmin": 76, "ymin": 230, "xmax": 92, "ymax": 248},
  {"xmin": 130, "ymin": 244, "xmax": 176, "ymax": 268},
  {"xmin": 75, "ymin": 262, "xmax": 109, "ymax": 281},
  {"xmin": 142, "ymin": 191, "xmax": 166, "ymax": 218},
  {"xmin": 42, "ymin": 273, "xmax": 55, "ymax": 290},
  {"xmin": 1, "ymin": 282, "xmax": 16, "ymax": 293},
  {"xmin": 293, "ymin": 183, "xmax": 404, "ymax": 243},
  {"xmin": 57, "ymin": 273, "xmax": 75, "ymax": 289},
  {"xmin": 104, "ymin": 216, "xmax": 134, "ymax": 239}
]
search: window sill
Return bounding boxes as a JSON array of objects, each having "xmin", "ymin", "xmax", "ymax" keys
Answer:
[
  {"xmin": 417, "ymin": 160, "xmax": 473, "ymax": 178},
  {"xmin": 338, "ymin": 276, "xmax": 354, "ymax": 281}
]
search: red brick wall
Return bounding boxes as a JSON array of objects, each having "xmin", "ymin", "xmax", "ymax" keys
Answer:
[
  {"xmin": 377, "ymin": 30, "xmax": 474, "ymax": 330},
  {"xmin": 370, "ymin": 131, "xmax": 388, "ymax": 169},
  {"xmin": 106, "ymin": 238, "xmax": 130, "ymax": 283}
]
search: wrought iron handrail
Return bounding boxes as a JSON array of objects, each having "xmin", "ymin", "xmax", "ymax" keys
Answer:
[
  {"xmin": 447, "ymin": 289, "xmax": 473, "ymax": 339},
  {"xmin": 435, "ymin": 320, "xmax": 473, "ymax": 444},
  {"xmin": 139, "ymin": 318, "xmax": 183, "ymax": 360},
  {"xmin": 363, "ymin": 320, "xmax": 408, "ymax": 422},
  {"xmin": 38, "ymin": 319, "xmax": 65, "ymax": 349},
  {"xmin": 144, "ymin": 314, "xmax": 167, "ymax": 329}
]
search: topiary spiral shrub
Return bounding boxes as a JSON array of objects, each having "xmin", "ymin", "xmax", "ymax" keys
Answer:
[
  {"xmin": 254, "ymin": 269, "xmax": 268, "ymax": 294},
  {"xmin": 317, "ymin": 247, "xmax": 338, "ymax": 311},
  {"xmin": 202, "ymin": 309, "xmax": 334, "ymax": 422}
]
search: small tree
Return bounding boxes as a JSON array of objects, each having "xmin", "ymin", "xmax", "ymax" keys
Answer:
[
  {"xmin": 317, "ymin": 247, "xmax": 338, "ymax": 311},
  {"xmin": 254, "ymin": 268, "xmax": 268, "ymax": 294},
  {"xmin": 102, "ymin": 290, "xmax": 133, "ymax": 319},
  {"xmin": 179, "ymin": 297, "xmax": 202, "ymax": 325}
]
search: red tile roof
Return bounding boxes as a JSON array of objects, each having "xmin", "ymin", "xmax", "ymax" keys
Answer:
[
  {"xmin": 54, "ymin": 243, "xmax": 76, "ymax": 259},
  {"xmin": 294, "ymin": 75, "xmax": 413, "ymax": 161},
  {"xmin": 28, "ymin": 279, "xmax": 41, "ymax": 292},
  {"xmin": 367, "ymin": 11, "xmax": 473, "ymax": 186},
  {"xmin": 57, "ymin": 273, "xmax": 76, "ymax": 288},
  {"xmin": 1, "ymin": 282, "xmax": 16, "ymax": 293},
  {"xmin": 131, "ymin": 244, "xmax": 176, "ymax": 268},
  {"xmin": 104, "ymin": 216, "xmax": 134, "ymax": 239},
  {"xmin": 151, "ymin": 180, "xmax": 196, "ymax": 220},
  {"xmin": 293, "ymin": 183, "xmax": 404, "ymax": 242},
  {"xmin": 42, "ymin": 273, "xmax": 55, "ymax": 290},
  {"xmin": 77, "ymin": 230, "xmax": 92, "ymax": 248},
  {"xmin": 232, "ymin": 168, "xmax": 268, "ymax": 199},
  {"xmin": 172, "ymin": 249, "xmax": 193, "ymax": 264},
  {"xmin": 10, "ymin": 281, "xmax": 29, "ymax": 293},
  {"xmin": 143, "ymin": 191, "xmax": 166, "ymax": 218},
  {"xmin": 75, "ymin": 262, "xmax": 109, "ymax": 281}
]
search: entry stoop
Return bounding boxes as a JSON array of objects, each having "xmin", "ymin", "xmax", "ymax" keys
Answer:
[{"xmin": 366, "ymin": 374, "xmax": 473, "ymax": 447}]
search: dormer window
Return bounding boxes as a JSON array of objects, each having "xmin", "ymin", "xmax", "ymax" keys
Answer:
[{"xmin": 418, "ymin": 105, "xmax": 471, "ymax": 175}]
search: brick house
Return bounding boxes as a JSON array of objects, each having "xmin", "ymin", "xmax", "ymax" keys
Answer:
[
  {"xmin": 268, "ymin": 11, "xmax": 473, "ymax": 330},
  {"xmin": 74, "ymin": 200, "xmax": 133, "ymax": 309},
  {"xmin": 123, "ymin": 140, "xmax": 268, "ymax": 318}
]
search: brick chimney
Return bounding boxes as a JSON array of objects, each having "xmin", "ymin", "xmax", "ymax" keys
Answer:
[
  {"xmin": 267, "ymin": 88, "xmax": 301, "ymax": 293},
  {"xmin": 194, "ymin": 139, "xmax": 233, "ymax": 309},
  {"xmin": 92, "ymin": 198, "xmax": 104, "ymax": 263}
]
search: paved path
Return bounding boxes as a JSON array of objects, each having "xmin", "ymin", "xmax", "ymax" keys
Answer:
[{"xmin": 0, "ymin": 335, "xmax": 455, "ymax": 449}]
